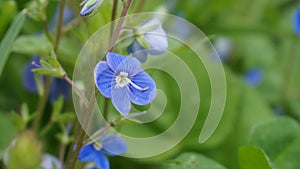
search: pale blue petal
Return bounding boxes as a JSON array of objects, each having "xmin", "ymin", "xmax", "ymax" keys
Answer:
[
  {"xmin": 78, "ymin": 144, "xmax": 96, "ymax": 162},
  {"xmin": 128, "ymin": 71, "xmax": 156, "ymax": 105},
  {"xmin": 112, "ymin": 87, "xmax": 131, "ymax": 115},
  {"xmin": 94, "ymin": 61, "xmax": 114, "ymax": 98},
  {"xmin": 126, "ymin": 40, "xmax": 148, "ymax": 63},
  {"xmin": 106, "ymin": 52, "xmax": 126, "ymax": 72},
  {"xmin": 101, "ymin": 135, "xmax": 127, "ymax": 156},
  {"xmin": 94, "ymin": 151, "xmax": 109, "ymax": 169},
  {"xmin": 144, "ymin": 25, "xmax": 168, "ymax": 55},
  {"xmin": 116, "ymin": 57, "xmax": 141, "ymax": 76}
]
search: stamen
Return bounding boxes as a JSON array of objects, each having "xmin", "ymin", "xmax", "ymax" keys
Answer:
[
  {"xmin": 129, "ymin": 81, "xmax": 149, "ymax": 92},
  {"xmin": 31, "ymin": 61, "xmax": 41, "ymax": 68}
]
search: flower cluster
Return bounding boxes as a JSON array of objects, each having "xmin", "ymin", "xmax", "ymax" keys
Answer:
[{"xmin": 80, "ymin": 17, "xmax": 168, "ymax": 169}]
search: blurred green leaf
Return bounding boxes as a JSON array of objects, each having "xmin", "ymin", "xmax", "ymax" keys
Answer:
[
  {"xmin": 239, "ymin": 146, "xmax": 273, "ymax": 169},
  {"xmin": 249, "ymin": 117, "xmax": 300, "ymax": 169},
  {"xmin": 160, "ymin": 152, "xmax": 228, "ymax": 169},
  {"xmin": 0, "ymin": 113, "xmax": 17, "ymax": 159},
  {"xmin": 0, "ymin": 10, "xmax": 26, "ymax": 77},
  {"xmin": 0, "ymin": 0, "xmax": 17, "ymax": 37},
  {"xmin": 12, "ymin": 35, "xmax": 52, "ymax": 56}
]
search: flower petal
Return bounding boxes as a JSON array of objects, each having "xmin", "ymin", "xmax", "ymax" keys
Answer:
[
  {"xmin": 94, "ymin": 61, "xmax": 114, "ymax": 98},
  {"xmin": 80, "ymin": 0, "xmax": 103, "ymax": 16},
  {"xmin": 128, "ymin": 71, "xmax": 156, "ymax": 105},
  {"xmin": 116, "ymin": 57, "xmax": 141, "ymax": 76},
  {"xmin": 101, "ymin": 135, "xmax": 127, "ymax": 156},
  {"xmin": 295, "ymin": 7, "xmax": 300, "ymax": 36},
  {"xmin": 78, "ymin": 144, "xmax": 96, "ymax": 162},
  {"xmin": 106, "ymin": 52, "xmax": 127, "ymax": 72},
  {"xmin": 94, "ymin": 151, "xmax": 109, "ymax": 169},
  {"xmin": 112, "ymin": 87, "xmax": 131, "ymax": 115},
  {"xmin": 144, "ymin": 25, "xmax": 168, "ymax": 55},
  {"xmin": 22, "ymin": 56, "xmax": 41, "ymax": 93},
  {"xmin": 49, "ymin": 78, "xmax": 70, "ymax": 103},
  {"xmin": 126, "ymin": 40, "xmax": 148, "ymax": 63}
]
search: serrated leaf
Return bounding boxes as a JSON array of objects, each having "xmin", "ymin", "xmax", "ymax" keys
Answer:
[
  {"xmin": 239, "ymin": 146, "xmax": 273, "ymax": 169},
  {"xmin": 0, "ymin": 10, "xmax": 26, "ymax": 77}
]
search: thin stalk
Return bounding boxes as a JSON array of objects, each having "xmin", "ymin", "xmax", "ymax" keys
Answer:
[
  {"xmin": 54, "ymin": 0, "xmax": 66, "ymax": 53},
  {"xmin": 32, "ymin": 77, "xmax": 52, "ymax": 132},
  {"xmin": 108, "ymin": 0, "xmax": 132, "ymax": 52}
]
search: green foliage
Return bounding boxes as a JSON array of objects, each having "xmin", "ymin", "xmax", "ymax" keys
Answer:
[
  {"xmin": 160, "ymin": 152, "xmax": 228, "ymax": 169},
  {"xmin": 239, "ymin": 146, "xmax": 273, "ymax": 169},
  {"xmin": 0, "ymin": 10, "xmax": 26, "ymax": 77},
  {"xmin": 249, "ymin": 117, "xmax": 300, "ymax": 169}
]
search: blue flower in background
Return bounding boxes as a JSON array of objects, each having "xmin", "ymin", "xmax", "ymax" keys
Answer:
[
  {"xmin": 78, "ymin": 134, "xmax": 127, "ymax": 169},
  {"xmin": 94, "ymin": 52, "xmax": 156, "ymax": 115},
  {"xmin": 22, "ymin": 56, "xmax": 70, "ymax": 103},
  {"xmin": 244, "ymin": 68, "xmax": 263, "ymax": 86},
  {"xmin": 126, "ymin": 18, "xmax": 168, "ymax": 62},
  {"xmin": 212, "ymin": 37, "xmax": 233, "ymax": 61},
  {"xmin": 80, "ymin": 0, "xmax": 103, "ymax": 16},
  {"xmin": 294, "ymin": 7, "xmax": 300, "ymax": 36}
]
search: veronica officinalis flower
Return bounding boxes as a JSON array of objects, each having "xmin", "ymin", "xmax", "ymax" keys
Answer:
[{"xmin": 94, "ymin": 52, "xmax": 156, "ymax": 115}]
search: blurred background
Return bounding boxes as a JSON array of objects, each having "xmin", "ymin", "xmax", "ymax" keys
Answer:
[{"xmin": 0, "ymin": 0, "xmax": 300, "ymax": 169}]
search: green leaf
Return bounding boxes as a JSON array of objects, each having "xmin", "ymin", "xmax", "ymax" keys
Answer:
[
  {"xmin": 249, "ymin": 117, "xmax": 300, "ymax": 169},
  {"xmin": 239, "ymin": 146, "xmax": 273, "ymax": 169},
  {"xmin": 0, "ymin": 10, "xmax": 26, "ymax": 77},
  {"xmin": 12, "ymin": 35, "xmax": 52, "ymax": 56},
  {"xmin": 160, "ymin": 152, "xmax": 228, "ymax": 169},
  {"xmin": 0, "ymin": 113, "xmax": 17, "ymax": 159}
]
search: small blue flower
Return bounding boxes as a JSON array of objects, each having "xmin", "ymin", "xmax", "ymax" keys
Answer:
[
  {"xmin": 80, "ymin": 0, "xmax": 103, "ymax": 16},
  {"xmin": 294, "ymin": 7, "xmax": 300, "ymax": 36},
  {"xmin": 126, "ymin": 18, "xmax": 168, "ymax": 62},
  {"xmin": 244, "ymin": 68, "xmax": 263, "ymax": 86},
  {"xmin": 212, "ymin": 37, "xmax": 233, "ymax": 61},
  {"xmin": 78, "ymin": 134, "xmax": 127, "ymax": 169},
  {"xmin": 94, "ymin": 52, "xmax": 156, "ymax": 115},
  {"xmin": 22, "ymin": 56, "xmax": 70, "ymax": 103}
]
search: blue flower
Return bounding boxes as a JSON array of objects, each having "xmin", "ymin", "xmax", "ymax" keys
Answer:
[
  {"xmin": 78, "ymin": 134, "xmax": 127, "ymax": 169},
  {"xmin": 211, "ymin": 37, "xmax": 233, "ymax": 61},
  {"xmin": 126, "ymin": 18, "xmax": 168, "ymax": 62},
  {"xmin": 22, "ymin": 56, "xmax": 70, "ymax": 103},
  {"xmin": 294, "ymin": 7, "xmax": 300, "ymax": 36},
  {"xmin": 244, "ymin": 68, "xmax": 263, "ymax": 86},
  {"xmin": 80, "ymin": 0, "xmax": 103, "ymax": 16},
  {"xmin": 94, "ymin": 52, "xmax": 156, "ymax": 115}
]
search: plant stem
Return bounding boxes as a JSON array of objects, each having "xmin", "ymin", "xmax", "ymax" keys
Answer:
[
  {"xmin": 109, "ymin": 0, "xmax": 132, "ymax": 52},
  {"xmin": 54, "ymin": 0, "xmax": 66, "ymax": 53},
  {"xmin": 32, "ymin": 77, "xmax": 52, "ymax": 132},
  {"xmin": 63, "ymin": 73, "xmax": 89, "ymax": 107},
  {"xmin": 83, "ymin": 116, "xmax": 122, "ymax": 145},
  {"xmin": 42, "ymin": 20, "xmax": 54, "ymax": 43}
]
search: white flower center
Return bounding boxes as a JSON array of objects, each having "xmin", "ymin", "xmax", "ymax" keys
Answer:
[{"xmin": 115, "ymin": 72, "xmax": 130, "ymax": 88}]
